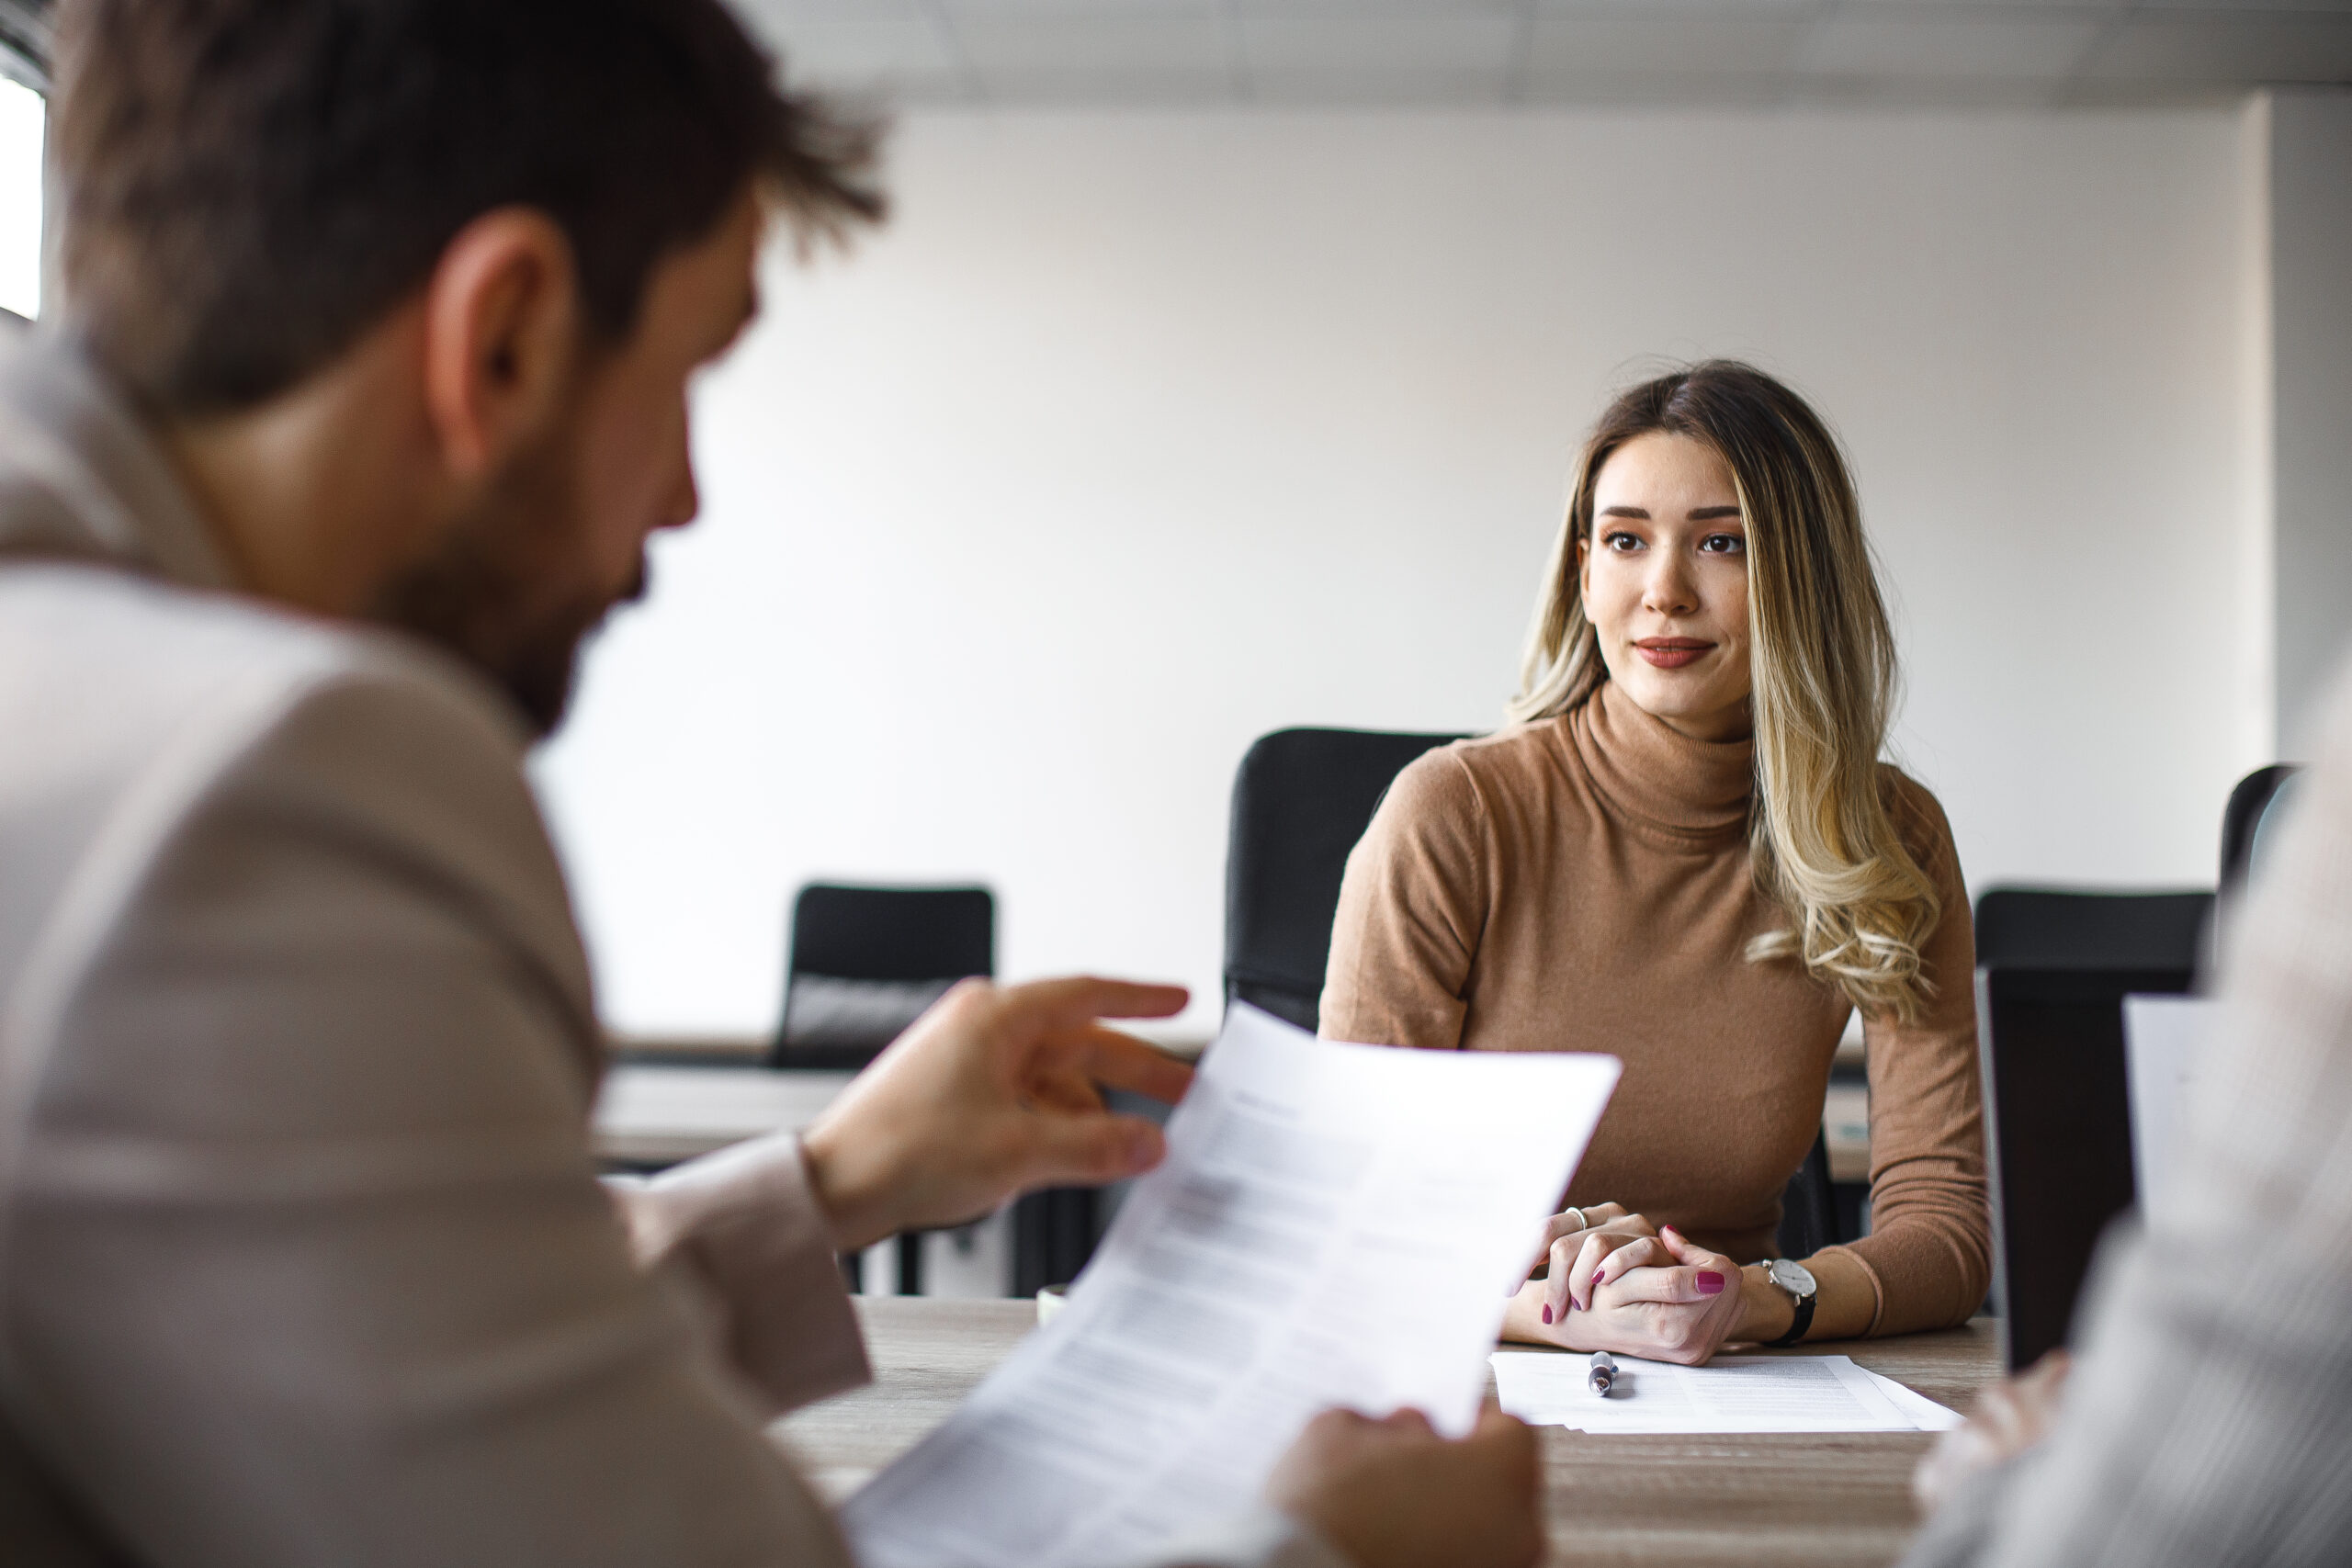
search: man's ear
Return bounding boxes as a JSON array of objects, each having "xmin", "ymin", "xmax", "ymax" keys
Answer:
[{"xmin": 418, "ymin": 208, "xmax": 583, "ymax": 478}]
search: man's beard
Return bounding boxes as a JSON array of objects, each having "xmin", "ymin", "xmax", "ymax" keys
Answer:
[{"xmin": 365, "ymin": 426, "xmax": 641, "ymax": 739}]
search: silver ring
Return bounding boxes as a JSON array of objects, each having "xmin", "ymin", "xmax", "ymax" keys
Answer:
[{"xmin": 1564, "ymin": 1206, "xmax": 1589, "ymax": 1231}]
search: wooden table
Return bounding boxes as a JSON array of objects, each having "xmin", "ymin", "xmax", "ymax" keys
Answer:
[{"xmin": 775, "ymin": 1298, "xmax": 2001, "ymax": 1567}]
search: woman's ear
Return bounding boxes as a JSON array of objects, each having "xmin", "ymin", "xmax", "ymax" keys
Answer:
[
  {"xmin": 417, "ymin": 208, "xmax": 583, "ymax": 479},
  {"xmin": 1574, "ymin": 530, "xmax": 1590, "ymax": 600}
]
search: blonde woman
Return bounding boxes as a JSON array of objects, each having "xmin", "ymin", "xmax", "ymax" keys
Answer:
[{"xmin": 1321, "ymin": 361, "xmax": 1988, "ymax": 1363}]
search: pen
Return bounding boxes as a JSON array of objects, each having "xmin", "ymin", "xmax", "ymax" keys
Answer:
[{"xmin": 1588, "ymin": 1352, "xmax": 1616, "ymax": 1397}]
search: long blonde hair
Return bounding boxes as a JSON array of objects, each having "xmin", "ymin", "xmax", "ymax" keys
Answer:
[{"xmin": 1510, "ymin": 361, "xmax": 1939, "ymax": 1023}]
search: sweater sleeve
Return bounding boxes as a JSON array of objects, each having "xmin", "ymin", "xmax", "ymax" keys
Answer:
[
  {"xmin": 1831, "ymin": 773, "xmax": 1994, "ymax": 1335},
  {"xmin": 1317, "ymin": 748, "xmax": 1491, "ymax": 1050}
]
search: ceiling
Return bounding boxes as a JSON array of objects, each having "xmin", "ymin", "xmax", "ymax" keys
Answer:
[{"xmin": 735, "ymin": 0, "xmax": 2352, "ymax": 109}]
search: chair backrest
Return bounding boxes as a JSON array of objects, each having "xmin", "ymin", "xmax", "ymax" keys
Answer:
[
  {"xmin": 2220, "ymin": 763, "xmax": 2303, "ymax": 899},
  {"xmin": 1775, "ymin": 1129, "xmax": 1838, "ymax": 1259},
  {"xmin": 775, "ymin": 883, "xmax": 994, "ymax": 1069},
  {"xmin": 1976, "ymin": 963, "xmax": 2194, "ymax": 1371},
  {"xmin": 1224, "ymin": 728, "xmax": 1470, "ymax": 1032},
  {"xmin": 1973, "ymin": 887, "xmax": 2213, "ymax": 973}
]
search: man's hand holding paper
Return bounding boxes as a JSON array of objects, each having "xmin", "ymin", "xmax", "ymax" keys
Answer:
[
  {"xmin": 800, "ymin": 976, "xmax": 1197, "ymax": 1251},
  {"xmin": 841, "ymin": 1003, "xmax": 1622, "ymax": 1568}
]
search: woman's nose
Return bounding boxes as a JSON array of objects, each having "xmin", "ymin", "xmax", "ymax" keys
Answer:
[{"xmin": 1641, "ymin": 555, "xmax": 1698, "ymax": 616}]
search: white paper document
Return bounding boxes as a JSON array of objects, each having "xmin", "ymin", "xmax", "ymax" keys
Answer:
[
  {"xmin": 2123, "ymin": 995, "xmax": 2218, "ymax": 1229},
  {"xmin": 1490, "ymin": 1350, "xmax": 1960, "ymax": 1433},
  {"xmin": 843, "ymin": 1003, "xmax": 1622, "ymax": 1568},
  {"xmin": 1865, "ymin": 1368, "xmax": 1966, "ymax": 1431}
]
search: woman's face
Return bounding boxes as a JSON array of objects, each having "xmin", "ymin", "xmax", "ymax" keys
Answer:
[{"xmin": 1577, "ymin": 431, "xmax": 1754, "ymax": 743}]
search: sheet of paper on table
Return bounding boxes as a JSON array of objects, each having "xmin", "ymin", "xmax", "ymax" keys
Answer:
[
  {"xmin": 1491, "ymin": 1350, "xmax": 1962, "ymax": 1433},
  {"xmin": 842, "ymin": 1002, "xmax": 1623, "ymax": 1568}
]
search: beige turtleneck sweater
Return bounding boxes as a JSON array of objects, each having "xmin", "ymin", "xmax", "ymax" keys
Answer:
[{"xmin": 1319, "ymin": 680, "xmax": 1990, "ymax": 1337}]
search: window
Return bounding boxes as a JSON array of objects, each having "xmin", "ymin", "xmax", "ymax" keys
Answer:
[{"xmin": 0, "ymin": 73, "xmax": 40, "ymax": 322}]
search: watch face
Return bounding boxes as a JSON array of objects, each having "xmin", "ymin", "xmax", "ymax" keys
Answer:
[{"xmin": 1770, "ymin": 1259, "xmax": 1817, "ymax": 1297}]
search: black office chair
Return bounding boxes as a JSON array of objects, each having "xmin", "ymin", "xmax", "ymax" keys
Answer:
[
  {"xmin": 774, "ymin": 883, "xmax": 993, "ymax": 1070},
  {"xmin": 1976, "ymin": 963, "xmax": 2195, "ymax": 1371},
  {"xmin": 1222, "ymin": 726, "xmax": 1849, "ymax": 1258},
  {"xmin": 774, "ymin": 883, "xmax": 1014, "ymax": 1295},
  {"xmin": 1222, "ymin": 728, "xmax": 1470, "ymax": 1032},
  {"xmin": 2221, "ymin": 764, "xmax": 2303, "ymax": 898},
  {"xmin": 1776, "ymin": 1129, "xmax": 1839, "ymax": 1259},
  {"xmin": 1973, "ymin": 886, "xmax": 2214, "ymax": 975}
]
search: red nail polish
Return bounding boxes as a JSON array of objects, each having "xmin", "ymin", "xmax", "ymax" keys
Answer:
[
  {"xmin": 1591, "ymin": 1269, "xmax": 1606, "ymax": 1286},
  {"xmin": 1696, "ymin": 1270, "xmax": 1725, "ymax": 1295},
  {"xmin": 1664, "ymin": 1224, "xmax": 1681, "ymax": 1241},
  {"xmin": 1542, "ymin": 1303, "xmax": 1554, "ymax": 1325}
]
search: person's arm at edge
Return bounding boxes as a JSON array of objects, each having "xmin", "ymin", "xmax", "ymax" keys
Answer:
[{"xmin": 1317, "ymin": 750, "xmax": 1491, "ymax": 1050}]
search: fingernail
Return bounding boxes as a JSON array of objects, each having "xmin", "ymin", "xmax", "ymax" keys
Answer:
[
  {"xmin": 1696, "ymin": 1270, "xmax": 1725, "ymax": 1295},
  {"xmin": 1591, "ymin": 1269, "xmax": 1606, "ymax": 1286},
  {"xmin": 1542, "ymin": 1303, "xmax": 1554, "ymax": 1325},
  {"xmin": 1664, "ymin": 1224, "xmax": 1681, "ymax": 1241}
]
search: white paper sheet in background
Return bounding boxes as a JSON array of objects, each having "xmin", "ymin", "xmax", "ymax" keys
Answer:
[
  {"xmin": 2123, "ymin": 995, "xmax": 2217, "ymax": 1229},
  {"xmin": 1491, "ymin": 1351, "xmax": 1962, "ymax": 1433},
  {"xmin": 843, "ymin": 1003, "xmax": 1623, "ymax": 1568},
  {"xmin": 1867, "ymin": 1370, "xmax": 1967, "ymax": 1431}
]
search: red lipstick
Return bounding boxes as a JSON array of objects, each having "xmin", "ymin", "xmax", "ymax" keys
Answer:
[{"xmin": 1634, "ymin": 637, "xmax": 1712, "ymax": 670}]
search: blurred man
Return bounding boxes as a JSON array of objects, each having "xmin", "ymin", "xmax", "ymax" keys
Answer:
[
  {"xmin": 0, "ymin": 3, "xmax": 1539, "ymax": 1565},
  {"xmin": 1900, "ymin": 675, "xmax": 2352, "ymax": 1566}
]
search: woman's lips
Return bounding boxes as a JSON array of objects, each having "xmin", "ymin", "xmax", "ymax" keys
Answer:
[{"xmin": 1634, "ymin": 637, "xmax": 1713, "ymax": 670}]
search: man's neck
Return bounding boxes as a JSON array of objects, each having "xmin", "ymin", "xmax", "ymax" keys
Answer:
[{"xmin": 158, "ymin": 312, "xmax": 447, "ymax": 620}]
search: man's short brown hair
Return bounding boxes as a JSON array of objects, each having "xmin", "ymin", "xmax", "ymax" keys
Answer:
[{"xmin": 52, "ymin": 0, "xmax": 883, "ymax": 416}]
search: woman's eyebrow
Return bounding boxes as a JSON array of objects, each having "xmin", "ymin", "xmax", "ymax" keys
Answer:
[
  {"xmin": 1688, "ymin": 505, "xmax": 1744, "ymax": 520},
  {"xmin": 1599, "ymin": 505, "xmax": 1650, "ymax": 518}
]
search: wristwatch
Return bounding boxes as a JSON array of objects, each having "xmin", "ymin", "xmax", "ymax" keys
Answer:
[{"xmin": 1758, "ymin": 1258, "xmax": 1817, "ymax": 1347}]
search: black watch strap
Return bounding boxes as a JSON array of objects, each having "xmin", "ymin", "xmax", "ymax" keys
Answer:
[{"xmin": 1761, "ymin": 1270, "xmax": 1815, "ymax": 1348}]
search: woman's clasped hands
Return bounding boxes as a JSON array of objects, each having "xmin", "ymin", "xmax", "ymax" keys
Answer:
[{"xmin": 1503, "ymin": 1204, "xmax": 1753, "ymax": 1366}]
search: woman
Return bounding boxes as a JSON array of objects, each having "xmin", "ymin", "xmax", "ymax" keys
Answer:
[{"xmin": 1320, "ymin": 361, "xmax": 1987, "ymax": 1363}]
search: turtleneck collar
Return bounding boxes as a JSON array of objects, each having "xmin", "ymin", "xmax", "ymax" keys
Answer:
[{"xmin": 1567, "ymin": 677, "xmax": 1755, "ymax": 842}]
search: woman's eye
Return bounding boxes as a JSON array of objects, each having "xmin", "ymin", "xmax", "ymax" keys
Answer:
[
  {"xmin": 1699, "ymin": 534, "xmax": 1746, "ymax": 556},
  {"xmin": 1604, "ymin": 531, "xmax": 1642, "ymax": 552}
]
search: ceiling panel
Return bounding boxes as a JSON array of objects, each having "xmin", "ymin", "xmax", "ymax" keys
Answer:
[
  {"xmin": 1243, "ymin": 0, "xmax": 1522, "ymax": 13},
  {"xmin": 974, "ymin": 65, "xmax": 1237, "ymax": 101},
  {"xmin": 950, "ymin": 11, "xmax": 1228, "ymax": 73},
  {"xmin": 1799, "ymin": 9, "xmax": 2107, "ymax": 76},
  {"xmin": 1827, "ymin": 0, "xmax": 2121, "ymax": 10},
  {"xmin": 2135, "ymin": 0, "xmax": 2352, "ymax": 11},
  {"xmin": 740, "ymin": 0, "xmax": 2352, "ymax": 107},
  {"xmin": 754, "ymin": 16, "xmax": 965, "ymax": 96},
  {"xmin": 743, "ymin": 0, "xmax": 928, "ymax": 17},
  {"xmin": 1517, "ymin": 66, "xmax": 1806, "ymax": 102},
  {"xmin": 1250, "ymin": 64, "xmax": 1518, "ymax": 101},
  {"xmin": 1524, "ymin": 14, "xmax": 1815, "ymax": 75},
  {"xmin": 2083, "ymin": 10, "xmax": 2352, "ymax": 78},
  {"xmin": 1532, "ymin": 0, "xmax": 1823, "ymax": 13},
  {"xmin": 1238, "ymin": 14, "xmax": 1521, "ymax": 73}
]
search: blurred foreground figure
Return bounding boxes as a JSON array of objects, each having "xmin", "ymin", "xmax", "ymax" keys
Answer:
[
  {"xmin": 0, "ymin": 4, "xmax": 1538, "ymax": 1565},
  {"xmin": 1902, "ymin": 672, "xmax": 2352, "ymax": 1567}
]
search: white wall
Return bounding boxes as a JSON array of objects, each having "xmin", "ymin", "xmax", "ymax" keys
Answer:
[
  {"xmin": 533, "ymin": 107, "xmax": 2258, "ymax": 1039},
  {"xmin": 2267, "ymin": 89, "xmax": 2352, "ymax": 760}
]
